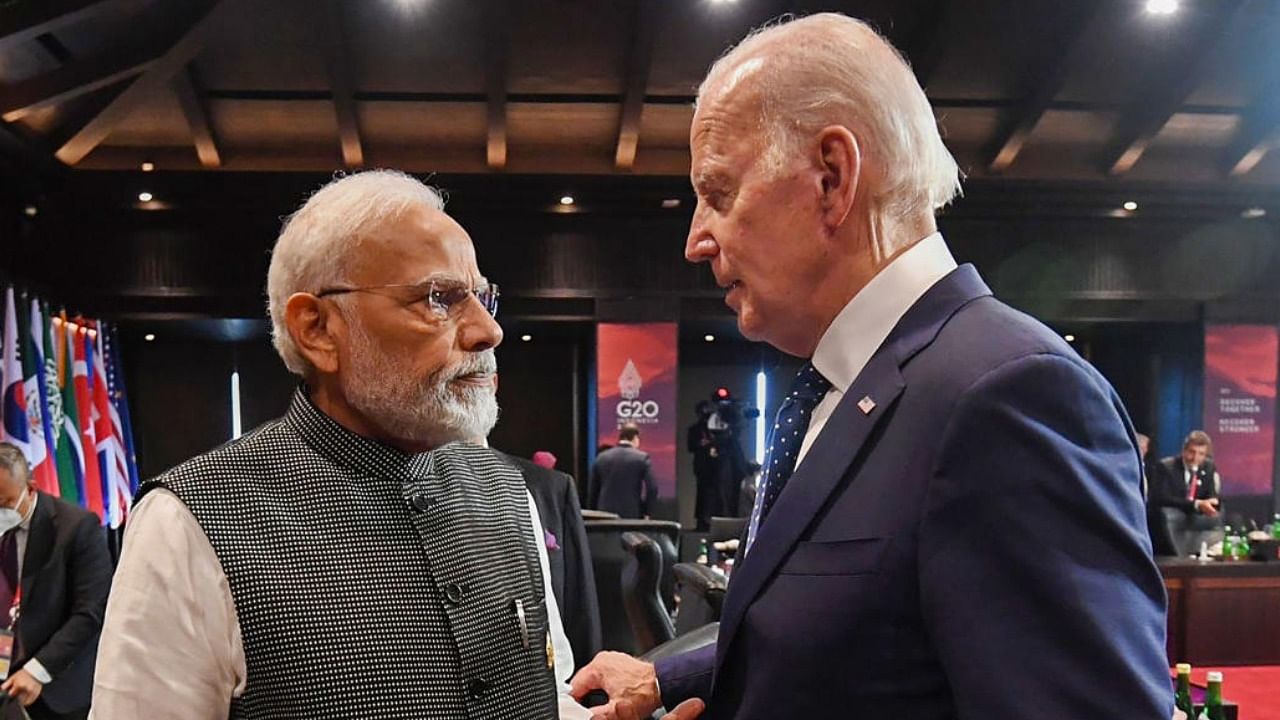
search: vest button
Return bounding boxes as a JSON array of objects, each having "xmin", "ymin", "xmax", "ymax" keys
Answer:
[
  {"xmin": 467, "ymin": 677, "xmax": 488, "ymax": 699},
  {"xmin": 444, "ymin": 582, "xmax": 465, "ymax": 605},
  {"xmin": 410, "ymin": 494, "xmax": 433, "ymax": 512}
]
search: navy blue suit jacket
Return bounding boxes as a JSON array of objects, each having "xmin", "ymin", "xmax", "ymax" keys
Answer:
[{"xmin": 655, "ymin": 266, "xmax": 1170, "ymax": 719}]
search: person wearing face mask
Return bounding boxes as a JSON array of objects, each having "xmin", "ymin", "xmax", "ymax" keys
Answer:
[{"xmin": 0, "ymin": 443, "xmax": 110, "ymax": 720}]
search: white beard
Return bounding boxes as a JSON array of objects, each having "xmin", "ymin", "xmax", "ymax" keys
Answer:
[{"xmin": 340, "ymin": 316, "xmax": 499, "ymax": 450}]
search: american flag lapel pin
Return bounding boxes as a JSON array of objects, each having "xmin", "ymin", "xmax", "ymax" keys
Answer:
[{"xmin": 858, "ymin": 396, "xmax": 876, "ymax": 415}]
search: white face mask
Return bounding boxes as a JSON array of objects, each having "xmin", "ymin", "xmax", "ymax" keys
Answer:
[{"xmin": 0, "ymin": 489, "xmax": 31, "ymax": 535}]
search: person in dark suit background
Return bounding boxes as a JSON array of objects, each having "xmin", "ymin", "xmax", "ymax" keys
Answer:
[
  {"xmin": 0, "ymin": 443, "xmax": 110, "ymax": 720},
  {"xmin": 687, "ymin": 402, "xmax": 719, "ymax": 530},
  {"xmin": 1152, "ymin": 430, "xmax": 1222, "ymax": 556},
  {"xmin": 588, "ymin": 424, "xmax": 657, "ymax": 520},
  {"xmin": 571, "ymin": 13, "xmax": 1167, "ymax": 720},
  {"xmin": 1137, "ymin": 432, "xmax": 1178, "ymax": 556},
  {"xmin": 496, "ymin": 450, "xmax": 602, "ymax": 670}
]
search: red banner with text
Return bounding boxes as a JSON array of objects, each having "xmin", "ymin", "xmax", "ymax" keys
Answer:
[
  {"xmin": 596, "ymin": 323, "xmax": 678, "ymax": 498},
  {"xmin": 1203, "ymin": 324, "xmax": 1277, "ymax": 495}
]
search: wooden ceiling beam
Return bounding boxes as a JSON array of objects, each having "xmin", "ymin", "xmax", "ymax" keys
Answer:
[
  {"xmin": 34, "ymin": 33, "xmax": 74, "ymax": 65},
  {"xmin": 986, "ymin": 0, "xmax": 1115, "ymax": 174},
  {"xmin": 1, "ymin": 1, "xmax": 209, "ymax": 123},
  {"xmin": 1103, "ymin": 0, "xmax": 1247, "ymax": 176},
  {"xmin": 172, "ymin": 66, "xmax": 221, "ymax": 168},
  {"xmin": 1225, "ymin": 113, "xmax": 1280, "ymax": 178},
  {"xmin": 614, "ymin": 0, "xmax": 663, "ymax": 171},
  {"xmin": 0, "ymin": 0, "xmax": 117, "ymax": 52},
  {"xmin": 54, "ymin": 0, "xmax": 236, "ymax": 166},
  {"xmin": 483, "ymin": 0, "xmax": 510, "ymax": 170},
  {"xmin": 319, "ymin": 0, "xmax": 362, "ymax": 168},
  {"xmin": 0, "ymin": 40, "xmax": 160, "ymax": 122},
  {"xmin": 1222, "ymin": 8, "xmax": 1280, "ymax": 176}
]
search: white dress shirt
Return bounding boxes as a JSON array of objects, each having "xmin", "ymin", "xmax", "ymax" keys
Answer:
[
  {"xmin": 90, "ymin": 488, "xmax": 589, "ymax": 719},
  {"xmin": 796, "ymin": 232, "xmax": 958, "ymax": 468}
]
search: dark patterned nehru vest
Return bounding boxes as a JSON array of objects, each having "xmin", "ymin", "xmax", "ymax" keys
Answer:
[{"xmin": 138, "ymin": 389, "xmax": 558, "ymax": 719}]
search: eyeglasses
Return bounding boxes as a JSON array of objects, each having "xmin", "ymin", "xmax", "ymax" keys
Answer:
[{"xmin": 316, "ymin": 279, "xmax": 500, "ymax": 320}]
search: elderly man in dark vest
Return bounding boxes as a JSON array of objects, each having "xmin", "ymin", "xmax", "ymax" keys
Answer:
[{"xmin": 91, "ymin": 171, "xmax": 592, "ymax": 719}]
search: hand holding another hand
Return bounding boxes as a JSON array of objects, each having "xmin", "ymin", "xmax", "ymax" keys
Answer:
[{"xmin": 571, "ymin": 651, "xmax": 704, "ymax": 719}]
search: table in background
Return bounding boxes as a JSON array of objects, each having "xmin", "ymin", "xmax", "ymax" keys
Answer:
[{"xmin": 1160, "ymin": 558, "xmax": 1280, "ymax": 666}]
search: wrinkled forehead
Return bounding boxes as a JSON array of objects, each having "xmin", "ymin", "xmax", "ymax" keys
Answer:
[{"xmin": 349, "ymin": 204, "xmax": 486, "ymax": 286}]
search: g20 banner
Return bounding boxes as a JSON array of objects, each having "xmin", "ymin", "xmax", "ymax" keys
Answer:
[
  {"xmin": 1203, "ymin": 324, "xmax": 1277, "ymax": 495},
  {"xmin": 596, "ymin": 323, "xmax": 678, "ymax": 498}
]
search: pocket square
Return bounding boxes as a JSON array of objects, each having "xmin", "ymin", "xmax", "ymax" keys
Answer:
[{"xmin": 544, "ymin": 529, "xmax": 560, "ymax": 551}]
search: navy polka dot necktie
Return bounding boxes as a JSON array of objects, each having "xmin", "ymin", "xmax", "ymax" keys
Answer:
[{"xmin": 745, "ymin": 362, "xmax": 832, "ymax": 553}]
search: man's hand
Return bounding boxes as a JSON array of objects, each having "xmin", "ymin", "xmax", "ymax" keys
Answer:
[
  {"xmin": 1, "ymin": 668, "xmax": 43, "ymax": 706},
  {"xmin": 1195, "ymin": 498, "xmax": 1220, "ymax": 516},
  {"xmin": 590, "ymin": 698, "xmax": 705, "ymax": 720},
  {"xmin": 571, "ymin": 651, "xmax": 663, "ymax": 718}
]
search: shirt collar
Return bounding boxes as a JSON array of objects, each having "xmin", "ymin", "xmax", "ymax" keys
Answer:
[
  {"xmin": 285, "ymin": 385, "xmax": 434, "ymax": 480},
  {"xmin": 812, "ymin": 232, "xmax": 957, "ymax": 393}
]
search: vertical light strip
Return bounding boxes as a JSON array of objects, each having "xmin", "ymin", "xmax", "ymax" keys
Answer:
[
  {"xmin": 231, "ymin": 371, "xmax": 242, "ymax": 439},
  {"xmin": 755, "ymin": 371, "xmax": 767, "ymax": 464}
]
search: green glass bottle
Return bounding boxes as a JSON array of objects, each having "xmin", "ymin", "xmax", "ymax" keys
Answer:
[
  {"xmin": 1174, "ymin": 663, "xmax": 1194, "ymax": 719},
  {"xmin": 1272, "ymin": 513, "xmax": 1280, "ymax": 540},
  {"xmin": 697, "ymin": 537, "xmax": 709, "ymax": 565},
  {"xmin": 1202, "ymin": 671, "xmax": 1224, "ymax": 720}
]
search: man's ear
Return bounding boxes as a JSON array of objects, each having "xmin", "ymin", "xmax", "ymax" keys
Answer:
[
  {"xmin": 815, "ymin": 125, "xmax": 861, "ymax": 230},
  {"xmin": 285, "ymin": 292, "xmax": 344, "ymax": 374}
]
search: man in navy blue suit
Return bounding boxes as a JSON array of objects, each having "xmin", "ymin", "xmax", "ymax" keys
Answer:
[{"xmin": 572, "ymin": 12, "xmax": 1170, "ymax": 720}]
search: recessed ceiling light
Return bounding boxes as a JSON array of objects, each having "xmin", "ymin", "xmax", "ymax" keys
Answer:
[
  {"xmin": 559, "ymin": 195, "xmax": 575, "ymax": 206},
  {"xmin": 1243, "ymin": 207, "xmax": 1267, "ymax": 219},
  {"xmin": 22, "ymin": 206, "xmax": 37, "ymax": 217},
  {"xmin": 140, "ymin": 161, "xmax": 155, "ymax": 172},
  {"xmin": 520, "ymin": 334, "xmax": 532, "ymax": 342},
  {"xmin": 1145, "ymin": 0, "xmax": 1178, "ymax": 15},
  {"xmin": 1122, "ymin": 201, "xmax": 1138, "ymax": 212},
  {"xmin": 138, "ymin": 191, "xmax": 154, "ymax": 203},
  {"xmin": 144, "ymin": 333, "xmax": 156, "ymax": 342},
  {"xmin": 1064, "ymin": 334, "xmax": 1076, "ymax": 342},
  {"xmin": 662, "ymin": 198, "xmax": 681, "ymax": 209},
  {"xmin": 704, "ymin": 334, "xmax": 716, "ymax": 342}
]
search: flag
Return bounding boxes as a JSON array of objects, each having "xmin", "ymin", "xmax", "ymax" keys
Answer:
[
  {"xmin": 92, "ymin": 325, "xmax": 129, "ymax": 529},
  {"xmin": 52, "ymin": 312, "xmax": 83, "ymax": 504},
  {"xmin": 71, "ymin": 323, "xmax": 105, "ymax": 523},
  {"xmin": 104, "ymin": 325, "xmax": 140, "ymax": 497},
  {"xmin": 24, "ymin": 299, "xmax": 59, "ymax": 496},
  {"xmin": 1, "ymin": 287, "xmax": 30, "ymax": 458}
]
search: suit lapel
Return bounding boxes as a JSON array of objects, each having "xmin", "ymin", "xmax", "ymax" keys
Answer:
[
  {"xmin": 22, "ymin": 493, "xmax": 54, "ymax": 600},
  {"xmin": 716, "ymin": 352, "xmax": 905, "ymax": 665},
  {"xmin": 713, "ymin": 264, "xmax": 991, "ymax": 671}
]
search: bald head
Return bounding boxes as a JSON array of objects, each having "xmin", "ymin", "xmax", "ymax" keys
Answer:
[{"xmin": 697, "ymin": 13, "xmax": 960, "ymax": 220}]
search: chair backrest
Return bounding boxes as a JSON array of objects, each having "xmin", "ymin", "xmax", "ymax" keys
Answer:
[
  {"xmin": 620, "ymin": 532, "xmax": 676, "ymax": 654},
  {"xmin": 585, "ymin": 519, "xmax": 681, "ymax": 654},
  {"xmin": 640, "ymin": 621, "xmax": 720, "ymax": 664},
  {"xmin": 708, "ymin": 516, "xmax": 747, "ymax": 544},
  {"xmin": 672, "ymin": 562, "xmax": 726, "ymax": 636}
]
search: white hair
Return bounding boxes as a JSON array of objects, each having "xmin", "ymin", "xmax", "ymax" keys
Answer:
[
  {"xmin": 266, "ymin": 169, "xmax": 446, "ymax": 376},
  {"xmin": 700, "ymin": 13, "xmax": 962, "ymax": 220}
]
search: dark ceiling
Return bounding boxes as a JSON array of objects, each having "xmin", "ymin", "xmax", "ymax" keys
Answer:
[{"xmin": 1, "ymin": 0, "xmax": 1280, "ymax": 183}]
